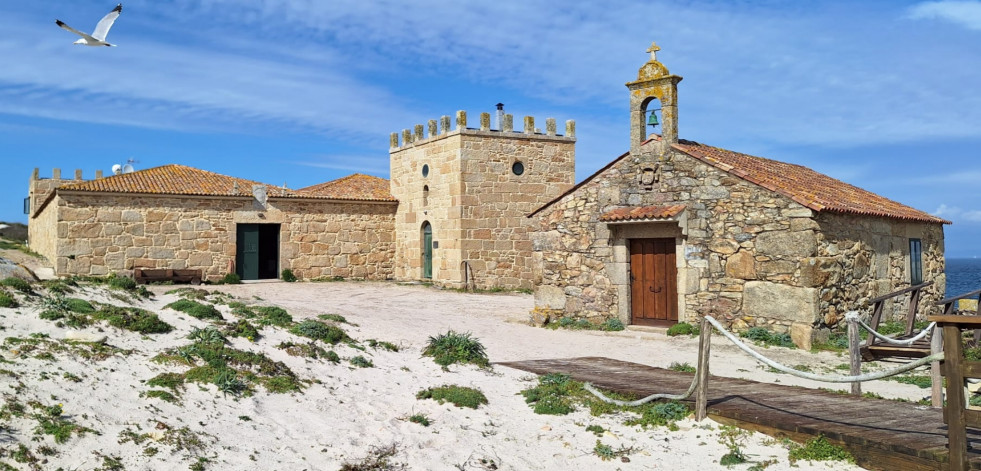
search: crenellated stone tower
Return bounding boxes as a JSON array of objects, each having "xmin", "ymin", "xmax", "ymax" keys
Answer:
[{"xmin": 389, "ymin": 109, "xmax": 576, "ymax": 290}]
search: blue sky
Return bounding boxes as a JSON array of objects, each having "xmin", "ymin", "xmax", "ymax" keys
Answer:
[{"xmin": 1, "ymin": 0, "xmax": 979, "ymax": 257}]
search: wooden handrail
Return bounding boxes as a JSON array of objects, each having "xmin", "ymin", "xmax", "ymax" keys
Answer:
[
  {"xmin": 865, "ymin": 282, "xmax": 933, "ymax": 350},
  {"xmin": 869, "ymin": 282, "xmax": 933, "ymax": 304},
  {"xmin": 938, "ymin": 288, "xmax": 981, "ymax": 306}
]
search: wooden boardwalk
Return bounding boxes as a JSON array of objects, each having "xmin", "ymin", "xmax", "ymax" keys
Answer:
[{"xmin": 497, "ymin": 357, "xmax": 981, "ymax": 471}]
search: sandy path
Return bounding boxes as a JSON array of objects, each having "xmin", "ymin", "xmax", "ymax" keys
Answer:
[{"xmin": 205, "ymin": 280, "xmax": 929, "ymax": 402}]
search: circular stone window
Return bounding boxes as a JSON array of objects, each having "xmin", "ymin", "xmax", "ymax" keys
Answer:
[
  {"xmin": 511, "ymin": 161, "xmax": 525, "ymax": 176},
  {"xmin": 422, "ymin": 164, "xmax": 429, "ymax": 178}
]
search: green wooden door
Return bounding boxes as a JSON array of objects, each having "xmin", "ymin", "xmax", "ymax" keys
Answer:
[
  {"xmin": 422, "ymin": 223, "xmax": 432, "ymax": 279},
  {"xmin": 236, "ymin": 224, "xmax": 260, "ymax": 280}
]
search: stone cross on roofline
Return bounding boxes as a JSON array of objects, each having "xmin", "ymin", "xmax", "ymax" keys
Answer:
[{"xmin": 646, "ymin": 41, "xmax": 660, "ymax": 61}]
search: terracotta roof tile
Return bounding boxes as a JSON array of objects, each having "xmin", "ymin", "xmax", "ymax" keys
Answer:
[
  {"xmin": 600, "ymin": 204, "xmax": 686, "ymax": 222},
  {"xmin": 58, "ymin": 164, "xmax": 300, "ymax": 198},
  {"xmin": 671, "ymin": 140, "xmax": 949, "ymax": 224},
  {"xmin": 296, "ymin": 174, "xmax": 395, "ymax": 202}
]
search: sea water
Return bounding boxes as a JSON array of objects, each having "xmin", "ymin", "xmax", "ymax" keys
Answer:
[{"xmin": 947, "ymin": 258, "xmax": 981, "ymax": 297}]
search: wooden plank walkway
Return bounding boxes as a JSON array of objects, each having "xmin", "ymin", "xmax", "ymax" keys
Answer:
[{"xmin": 496, "ymin": 357, "xmax": 981, "ymax": 471}]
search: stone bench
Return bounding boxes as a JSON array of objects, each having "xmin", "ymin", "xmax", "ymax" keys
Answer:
[{"xmin": 134, "ymin": 268, "xmax": 202, "ymax": 285}]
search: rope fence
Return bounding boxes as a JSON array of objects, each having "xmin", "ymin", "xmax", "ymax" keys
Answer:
[{"xmin": 584, "ymin": 315, "xmax": 945, "ymax": 412}]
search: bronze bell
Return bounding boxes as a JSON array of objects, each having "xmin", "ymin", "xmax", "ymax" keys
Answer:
[{"xmin": 647, "ymin": 112, "xmax": 659, "ymax": 127}]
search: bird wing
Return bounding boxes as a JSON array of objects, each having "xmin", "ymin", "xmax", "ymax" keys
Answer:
[
  {"xmin": 56, "ymin": 19, "xmax": 99, "ymax": 42},
  {"xmin": 91, "ymin": 4, "xmax": 122, "ymax": 41}
]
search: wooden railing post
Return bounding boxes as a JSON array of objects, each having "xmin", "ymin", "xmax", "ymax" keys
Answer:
[
  {"xmin": 931, "ymin": 327, "xmax": 944, "ymax": 408},
  {"xmin": 847, "ymin": 316, "xmax": 862, "ymax": 396},
  {"xmin": 695, "ymin": 317, "xmax": 711, "ymax": 421},
  {"xmin": 941, "ymin": 322, "xmax": 968, "ymax": 471}
]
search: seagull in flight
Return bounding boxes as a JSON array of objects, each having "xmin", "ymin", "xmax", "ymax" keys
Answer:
[{"xmin": 56, "ymin": 4, "xmax": 122, "ymax": 47}]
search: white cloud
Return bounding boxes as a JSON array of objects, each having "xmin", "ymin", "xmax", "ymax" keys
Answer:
[
  {"xmin": 932, "ymin": 204, "xmax": 981, "ymax": 223},
  {"xmin": 908, "ymin": 1, "xmax": 981, "ymax": 30},
  {"xmin": 934, "ymin": 203, "xmax": 959, "ymax": 217}
]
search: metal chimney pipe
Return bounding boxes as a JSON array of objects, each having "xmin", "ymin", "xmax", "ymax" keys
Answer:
[{"xmin": 495, "ymin": 103, "xmax": 505, "ymax": 131}]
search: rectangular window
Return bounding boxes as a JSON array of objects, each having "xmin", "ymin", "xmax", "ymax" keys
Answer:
[{"xmin": 909, "ymin": 239, "xmax": 923, "ymax": 285}]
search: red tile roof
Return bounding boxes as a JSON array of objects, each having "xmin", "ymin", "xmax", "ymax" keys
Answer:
[
  {"xmin": 599, "ymin": 204, "xmax": 686, "ymax": 222},
  {"xmin": 296, "ymin": 173, "xmax": 395, "ymax": 202},
  {"xmin": 58, "ymin": 164, "xmax": 301, "ymax": 198},
  {"xmin": 671, "ymin": 140, "xmax": 949, "ymax": 224},
  {"xmin": 530, "ymin": 137, "xmax": 948, "ymax": 225}
]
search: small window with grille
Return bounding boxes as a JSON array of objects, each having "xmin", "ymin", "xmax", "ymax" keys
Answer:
[{"xmin": 909, "ymin": 239, "xmax": 923, "ymax": 285}]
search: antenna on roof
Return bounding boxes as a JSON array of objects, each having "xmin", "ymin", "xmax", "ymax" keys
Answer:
[
  {"xmin": 121, "ymin": 163, "xmax": 134, "ymax": 174},
  {"xmin": 111, "ymin": 164, "xmax": 122, "ymax": 175}
]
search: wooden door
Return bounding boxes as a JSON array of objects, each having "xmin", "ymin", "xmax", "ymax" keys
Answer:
[
  {"xmin": 630, "ymin": 238, "xmax": 678, "ymax": 325},
  {"xmin": 422, "ymin": 223, "xmax": 432, "ymax": 279},
  {"xmin": 236, "ymin": 224, "xmax": 259, "ymax": 281}
]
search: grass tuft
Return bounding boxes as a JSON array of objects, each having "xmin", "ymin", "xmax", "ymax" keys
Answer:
[
  {"xmin": 416, "ymin": 385, "xmax": 488, "ymax": 409},
  {"xmin": 290, "ymin": 320, "xmax": 350, "ymax": 344},
  {"xmin": 741, "ymin": 327, "xmax": 796, "ymax": 348},
  {"xmin": 667, "ymin": 322, "xmax": 698, "ymax": 337},
  {"xmin": 165, "ymin": 299, "xmax": 223, "ymax": 321},
  {"xmin": 422, "ymin": 331, "xmax": 489, "ymax": 369},
  {"xmin": 787, "ymin": 435, "xmax": 855, "ymax": 464}
]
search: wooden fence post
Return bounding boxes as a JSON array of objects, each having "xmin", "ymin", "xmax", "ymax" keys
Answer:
[
  {"xmin": 931, "ymin": 327, "xmax": 944, "ymax": 408},
  {"xmin": 696, "ymin": 318, "xmax": 711, "ymax": 421},
  {"xmin": 847, "ymin": 316, "xmax": 862, "ymax": 396}
]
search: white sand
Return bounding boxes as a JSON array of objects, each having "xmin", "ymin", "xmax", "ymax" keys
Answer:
[{"xmin": 0, "ymin": 278, "xmax": 929, "ymax": 470}]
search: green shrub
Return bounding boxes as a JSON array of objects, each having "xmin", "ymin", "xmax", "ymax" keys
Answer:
[
  {"xmin": 39, "ymin": 310, "xmax": 64, "ymax": 321},
  {"xmin": 600, "ymin": 318, "xmax": 625, "ymax": 331},
  {"xmin": 165, "ymin": 299, "xmax": 223, "ymax": 321},
  {"xmin": 625, "ymin": 401, "xmax": 690, "ymax": 428},
  {"xmin": 145, "ymin": 390, "xmax": 178, "ymax": 403},
  {"xmin": 422, "ymin": 331, "xmax": 489, "ymax": 369},
  {"xmin": 147, "ymin": 372, "xmax": 184, "ymax": 390},
  {"xmin": 255, "ymin": 306, "xmax": 292, "ymax": 327},
  {"xmin": 349, "ymin": 355, "xmax": 374, "ymax": 368},
  {"xmin": 226, "ymin": 319, "xmax": 260, "ymax": 342},
  {"xmin": 741, "ymin": 327, "xmax": 796, "ymax": 348},
  {"xmin": 408, "ymin": 414, "xmax": 431, "ymax": 427},
  {"xmin": 262, "ymin": 375, "xmax": 302, "ymax": 393},
  {"xmin": 367, "ymin": 339, "xmax": 399, "ymax": 352},
  {"xmin": 187, "ymin": 326, "xmax": 226, "ymax": 344},
  {"xmin": 290, "ymin": 320, "xmax": 349, "ymax": 344},
  {"xmin": 666, "ymin": 322, "xmax": 698, "ymax": 337},
  {"xmin": 521, "ymin": 373, "xmax": 579, "ymax": 415},
  {"xmin": 318, "ymin": 313, "xmax": 349, "ymax": 324},
  {"xmin": 41, "ymin": 279, "xmax": 76, "ymax": 295},
  {"xmin": 281, "ymin": 269, "xmax": 297, "ymax": 282},
  {"xmin": 219, "ymin": 273, "xmax": 242, "ymax": 285},
  {"xmin": 1, "ymin": 277, "xmax": 32, "ymax": 293},
  {"xmin": 669, "ymin": 362, "xmax": 696, "ymax": 373},
  {"xmin": 788, "ymin": 435, "xmax": 854, "ymax": 464},
  {"xmin": 0, "ymin": 290, "xmax": 18, "ymax": 308},
  {"xmin": 416, "ymin": 385, "xmax": 488, "ymax": 409},
  {"xmin": 107, "ymin": 274, "xmax": 136, "ymax": 290},
  {"xmin": 93, "ymin": 305, "xmax": 173, "ymax": 334},
  {"xmin": 326, "ymin": 350, "xmax": 340, "ymax": 363},
  {"xmin": 65, "ymin": 298, "xmax": 95, "ymax": 313}
]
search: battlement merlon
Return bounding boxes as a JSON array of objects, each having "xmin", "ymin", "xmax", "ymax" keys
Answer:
[
  {"xmin": 389, "ymin": 111, "xmax": 576, "ymax": 150},
  {"xmin": 31, "ymin": 167, "xmax": 107, "ymax": 182}
]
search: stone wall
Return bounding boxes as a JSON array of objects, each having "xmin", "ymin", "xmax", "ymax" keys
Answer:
[
  {"xmin": 532, "ymin": 140, "xmax": 946, "ymax": 345},
  {"xmin": 811, "ymin": 213, "xmax": 946, "ymax": 323},
  {"xmin": 391, "ymin": 111, "xmax": 575, "ymax": 290},
  {"xmin": 28, "ymin": 194, "xmax": 58, "ymax": 264},
  {"xmin": 48, "ymin": 192, "xmax": 396, "ymax": 281}
]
